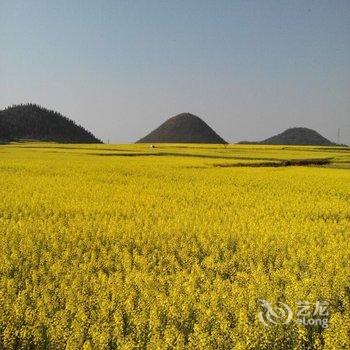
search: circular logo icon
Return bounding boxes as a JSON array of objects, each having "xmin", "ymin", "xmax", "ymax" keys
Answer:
[{"xmin": 258, "ymin": 299, "xmax": 293, "ymax": 326}]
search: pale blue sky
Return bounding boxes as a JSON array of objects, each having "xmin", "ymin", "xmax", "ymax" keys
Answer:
[{"xmin": 1, "ymin": 0, "xmax": 349, "ymax": 143}]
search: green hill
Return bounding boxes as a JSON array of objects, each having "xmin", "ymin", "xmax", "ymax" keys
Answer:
[
  {"xmin": 137, "ymin": 113, "xmax": 227, "ymax": 144},
  {"xmin": 0, "ymin": 104, "xmax": 101, "ymax": 143}
]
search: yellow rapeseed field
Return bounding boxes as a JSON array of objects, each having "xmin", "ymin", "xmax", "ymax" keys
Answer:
[{"xmin": 0, "ymin": 143, "xmax": 349, "ymax": 349}]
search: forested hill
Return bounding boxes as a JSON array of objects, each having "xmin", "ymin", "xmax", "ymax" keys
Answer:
[
  {"xmin": 137, "ymin": 113, "xmax": 227, "ymax": 144},
  {"xmin": 0, "ymin": 104, "xmax": 102, "ymax": 143},
  {"xmin": 239, "ymin": 127, "xmax": 337, "ymax": 146},
  {"xmin": 261, "ymin": 127, "xmax": 335, "ymax": 146}
]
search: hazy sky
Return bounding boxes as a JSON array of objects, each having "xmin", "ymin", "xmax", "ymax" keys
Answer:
[{"xmin": 1, "ymin": 0, "xmax": 349, "ymax": 144}]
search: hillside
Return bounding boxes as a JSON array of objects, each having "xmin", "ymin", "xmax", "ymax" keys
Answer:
[
  {"xmin": 238, "ymin": 127, "xmax": 337, "ymax": 146},
  {"xmin": 137, "ymin": 113, "xmax": 227, "ymax": 144},
  {"xmin": 261, "ymin": 127, "xmax": 335, "ymax": 146},
  {"xmin": 0, "ymin": 104, "xmax": 102, "ymax": 143}
]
